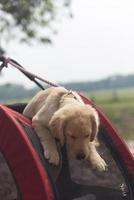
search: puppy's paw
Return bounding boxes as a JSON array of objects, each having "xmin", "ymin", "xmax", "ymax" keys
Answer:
[
  {"xmin": 94, "ymin": 156, "xmax": 108, "ymax": 172},
  {"xmin": 88, "ymin": 154, "xmax": 108, "ymax": 172},
  {"xmin": 44, "ymin": 149, "xmax": 60, "ymax": 166}
]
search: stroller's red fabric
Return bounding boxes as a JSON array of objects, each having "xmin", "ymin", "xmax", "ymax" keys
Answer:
[
  {"xmin": 0, "ymin": 98, "xmax": 134, "ymax": 200},
  {"xmin": 0, "ymin": 105, "xmax": 55, "ymax": 200}
]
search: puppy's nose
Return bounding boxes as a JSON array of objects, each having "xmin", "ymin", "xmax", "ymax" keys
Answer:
[{"xmin": 76, "ymin": 153, "xmax": 86, "ymax": 160}]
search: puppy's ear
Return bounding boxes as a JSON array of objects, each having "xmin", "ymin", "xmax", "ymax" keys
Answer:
[
  {"xmin": 49, "ymin": 110, "xmax": 66, "ymax": 146},
  {"xmin": 90, "ymin": 112, "xmax": 99, "ymax": 142}
]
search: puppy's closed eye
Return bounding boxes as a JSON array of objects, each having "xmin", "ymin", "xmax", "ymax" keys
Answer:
[
  {"xmin": 70, "ymin": 134, "xmax": 89, "ymax": 139},
  {"xmin": 70, "ymin": 135, "xmax": 77, "ymax": 139},
  {"xmin": 67, "ymin": 132, "xmax": 77, "ymax": 140}
]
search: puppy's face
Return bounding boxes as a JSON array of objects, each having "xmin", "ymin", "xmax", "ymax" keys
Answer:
[
  {"xmin": 65, "ymin": 116, "xmax": 92, "ymax": 160},
  {"xmin": 49, "ymin": 105, "xmax": 99, "ymax": 160}
]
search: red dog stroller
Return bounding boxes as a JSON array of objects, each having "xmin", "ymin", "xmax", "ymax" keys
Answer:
[{"xmin": 0, "ymin": 56, "xmax": 134, "ymax": 200}]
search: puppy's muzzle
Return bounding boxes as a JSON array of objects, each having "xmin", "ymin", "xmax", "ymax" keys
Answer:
[{"xmin": 76, "ymin": 153, "xmax": 86, "ymax": 160}]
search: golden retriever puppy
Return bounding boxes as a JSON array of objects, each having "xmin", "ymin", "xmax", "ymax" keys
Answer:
[{"xmin": 23, "ymin": 87, "xmax": 107, "ymax": 171}]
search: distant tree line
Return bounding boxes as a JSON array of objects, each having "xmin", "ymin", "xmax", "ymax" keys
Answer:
[
  {"xmin": 63, "ymin": 74, "xmax": 134, "ymax": 92},
  {"xmin": 0, "ymin": 83, "xmax": 39, "ymax": 102},
  {"xmin": 0, "ymin": 74, "xmax": 134, "ymax": 102}
]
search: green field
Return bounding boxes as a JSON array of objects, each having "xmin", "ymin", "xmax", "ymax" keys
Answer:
[{"xmin": 86, "ymin": 88, "xmax": 134, "ymax": 141}]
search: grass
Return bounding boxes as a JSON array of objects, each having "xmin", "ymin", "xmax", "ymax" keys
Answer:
[{"xmin": 86, "ymin": 88, "xmax": 134, "ymax": 141}]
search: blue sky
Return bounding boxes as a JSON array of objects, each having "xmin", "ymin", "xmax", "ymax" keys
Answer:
[{"xmin": 1, "ymin": 0, "xmax": 134, "ymax": 87}]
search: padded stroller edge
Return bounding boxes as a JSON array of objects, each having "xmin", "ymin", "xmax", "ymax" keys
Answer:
[{"xmin": 0, "ymin": 105, "xmax": 55, "ymax": 200}]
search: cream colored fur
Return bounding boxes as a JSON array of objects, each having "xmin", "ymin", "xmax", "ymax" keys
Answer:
[{"xmin": 23, "ymin": 87, "xmax": 107, "ymax": 171}]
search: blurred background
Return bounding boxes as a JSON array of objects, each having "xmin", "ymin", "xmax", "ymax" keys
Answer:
[{"xmin": 0, "ymin": 0, "xmax": 134, "ymax": 147}]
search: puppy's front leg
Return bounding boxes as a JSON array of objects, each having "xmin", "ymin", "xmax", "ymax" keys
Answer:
[
  {"xmin": 32, "ymin": 117, "xmax": 60, "ymax": 165},
  {"xmin": 87, "ymin": 142, "xmax": 107, "ymax": 172}
]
